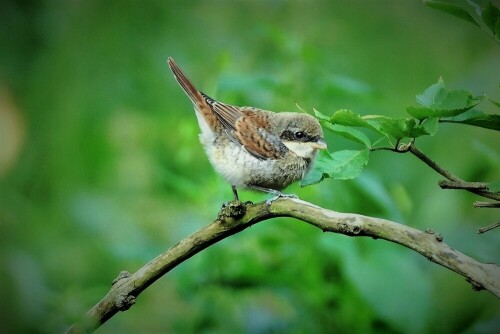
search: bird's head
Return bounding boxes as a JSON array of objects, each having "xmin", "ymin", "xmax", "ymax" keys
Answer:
[{"xmin": 274, "ymin": 113, "xmax": 327, "ymax": 159}]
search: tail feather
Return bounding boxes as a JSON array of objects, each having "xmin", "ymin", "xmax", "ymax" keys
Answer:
[
  {"xmin": 168, "ymin": 57, "xmax": 220, "ymax": 131},
  {"xmin": 167, "ymin": 57, "xmax": 202, "ymax": 105}
]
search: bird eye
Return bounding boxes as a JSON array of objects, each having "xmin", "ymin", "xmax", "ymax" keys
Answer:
[{"xmin": 294, "ymin": 131, "xmax": 305, "ymax": 140}]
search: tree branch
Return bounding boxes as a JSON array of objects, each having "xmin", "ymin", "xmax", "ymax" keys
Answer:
[
  {"xmin": 372, "ymin": 143, "xmax": 500, "ymax": 202},
  {"xmin": 474, "ymin": 201, "xmax": 500, "ymax": 208},
  {"xmin": 477, "ymin": 222, "xmax": 500, "ymax": 234},
  {"xmin": 407, "ymin": 144, "xmax": 500, "ymax": 201},
  {"xmin": 439, "ymin": 180, "xmax": 489, "ymax": 191},
  {"xmin": 65, "ymin": 198, "xmax": 500, "ymax": 333}
]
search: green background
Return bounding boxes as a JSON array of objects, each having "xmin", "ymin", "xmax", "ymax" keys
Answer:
[{"xmin": 1, "ymin": 0, "xmax": 499, "ymax": 333}]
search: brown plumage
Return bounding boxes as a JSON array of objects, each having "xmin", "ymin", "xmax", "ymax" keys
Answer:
[{"xmin": 167, "ymin": 57, "xmax": 327, "ymax": 201}]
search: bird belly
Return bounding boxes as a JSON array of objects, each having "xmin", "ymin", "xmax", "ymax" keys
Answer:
[{"xmin": 202, "ymin": 135, "xmax": 308, "ymax": 191}]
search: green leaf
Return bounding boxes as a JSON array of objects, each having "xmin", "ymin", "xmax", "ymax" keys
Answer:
[
  {"xmin": 361, "ymin": 115, "xmax": 387, "ymax": 133},
  {"xmin": 330, "ymin": 109, "xmax": 369, "ymax": 126},
  {"xmin": 300, "ymin": 149, "xmax": 369, "ymax": 186},
  {"xmin": 406, "ymin": 104, "xmax": 478, "ymax": 119},
  {"xmin": 321, "ymin": 122, "xmax": 371, "ymax": 147},
  {"xmin": 481, "ymin": 1, "xmax": 500, "ymax": 35},
  {"xmin": 415, "ymin": 77, "xmax": 446, "ymax": 107},
  {"xmin": 378, "ymin": 118, "xmax": 413, "ymax": 140},
  {"xmin": 314, "ymin": 109, "xmax": 372, "ymax": 146},
  {"xmin": 422, "ymin": 117, "xmax": 439, "ymax": 135},
  {"xmin": 424, "ymin": 0, "xmax": 480, "ymax": 26},
  {"xmin": 312, "ymin": 108, "xmax": 331, "ymax": 121},
  {"xmin": 467, "ymin": 0, "xmax": 483, "ymax": 17},
  {"xmin": 330, "ymin": 109, "xmax": 382, "ymax": 133},
  {"xmin": 407, "ymin": 78, "xmax": 483, "ymax": 119},
  {"xmin": 377, "ymin": 117, "xmax": 436, "ymax": 140},
  {"xmin": 406, "ymin": 106, "xmax": 434, "ymax": 119},
  {"xmin": 416, "ymin": 77, "xmax": 472, "ymax": 109},
  {"xmin": 440, "ymin": 109, "xmax": 500, "ymax": 131}
]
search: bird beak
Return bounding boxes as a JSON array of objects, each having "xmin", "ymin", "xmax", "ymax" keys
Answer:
[{"xmin": 310, "ymin": 139, "xmax": 327, "ymax": 150}]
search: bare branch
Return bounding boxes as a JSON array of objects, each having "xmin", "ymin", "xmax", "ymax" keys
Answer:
[
  {"xmin": 408, "ymin": 144, "xmax": 500, "ymax": 201},
  {"xmin": 439, "ymin": 180, "xmax": 489, "ymax": 190},
  {"xmin": 408, "ymin": 144, "xmax": 462, "ymax": 182},
  {"xmin": 474, "ymin": 201, "xmax": 500, "ymax": 208},
  {"xmin": 478, "ymin": 222, "xmax": 500, "ymax": 234},
  {"xmin": 64, "ymin": 199, "xmax": 500, "ymax": 334}
]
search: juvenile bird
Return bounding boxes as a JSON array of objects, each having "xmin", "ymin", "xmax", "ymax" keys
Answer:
[{"xmin": 167, "ymin": 57, "xmax": 326, "ymax": 201}]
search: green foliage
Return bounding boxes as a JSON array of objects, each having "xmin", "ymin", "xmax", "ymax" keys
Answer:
[
  {"xmin": 305, "ymin": 77, "xmax": 499, "ymax": 185},
  {"xmin": 424, "ymin": 1, "xmax": 480, "ymax": 27},
  {"xmin": 481, "ymin": 1, "xmax": 500, "ymax": 35},
  {"xmin": 407, "ymin": 77, "xmax": 483, "ymax": 119},
  {"xmin": 0, "ymin": 1, "xmax": 498, "ymax": 333},
  {"xmin": 300, "ymin": 149, "xmax": 369, "ymax": 186},
  {"xmin": 424, "ymin": 0, "xmax": 500, "ymax": 43},
  {"xmin": 441, "ymin": 109, "xmax": 500, "ymax": 130},
  {"xmin": 314, "ymin": 109, "xmax": 374, "ymax": 146}
]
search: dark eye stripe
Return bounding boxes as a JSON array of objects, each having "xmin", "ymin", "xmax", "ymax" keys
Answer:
[{"xmin": 280, "ymin": 130, "xmax": 318, "ymax": 142}]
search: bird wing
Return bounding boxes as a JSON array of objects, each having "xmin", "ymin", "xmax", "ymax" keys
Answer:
[
  {"xmin": 203, "ymin": 100, "xmax": 289, "ymax": 160},
  {"xmin": 234, "ymin": 111, "xmax": 289, "ymax": 160},
  {"xmin": 201, "ymin": 93, "xmax": 241, "ymax": 133}
]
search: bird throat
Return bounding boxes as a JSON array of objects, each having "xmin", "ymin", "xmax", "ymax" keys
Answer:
[{"xmin": 282, "ymin": 141, "xmax": 317, "ymax": 159}]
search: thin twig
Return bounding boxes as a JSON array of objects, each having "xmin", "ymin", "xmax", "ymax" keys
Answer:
[
  {"xmin": 474, "ymin": 201, "xmax": 500, "ymax": 208},
  {"xmin": 370, "ymin": 144, "xmax": 499, "ymax": 202},
  {"xmin": 407, "ymin": 145, "xmax": 461, "ymax": 181},
  {"xmin": 408, "ymin": 145, "xmax": 500, "ymax": 201},
  {"xmin": 65, "ymin": 198, "xmax": 500, "ymax": 334},
  {"xmin": 369, "ymin": 146, "xmax": 399, "ymax": 152},
  {"xmin": 478, "ymin": 222, "xmax": 500, "ymax": 234},
  {"xmin": 439, "ymin": 180, "xmax": 489, "ymax": 191}
]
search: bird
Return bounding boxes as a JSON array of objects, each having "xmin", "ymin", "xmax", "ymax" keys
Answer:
[{"xmin": 167, "ymin": 57, "xmax": 327, "ymax": 202}]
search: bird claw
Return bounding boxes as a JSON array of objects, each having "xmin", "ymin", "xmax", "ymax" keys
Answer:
[{"xmin": 265, "ymin": 192, "xmax": 298, "ymax": 207}]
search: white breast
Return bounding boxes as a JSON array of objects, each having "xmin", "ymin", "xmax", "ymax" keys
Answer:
[{"xmin": 282, "ymin": 141, "xmax": 317, "ymax": 160}]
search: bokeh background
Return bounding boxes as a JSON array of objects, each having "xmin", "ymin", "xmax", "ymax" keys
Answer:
[{"xmin": 1, "ymin": 0, "xmax": 499, "ymax": 333}]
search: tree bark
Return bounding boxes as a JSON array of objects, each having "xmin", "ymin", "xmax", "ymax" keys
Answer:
[{"xmin": 65, "ymin": 198, "xmax": 500, "ymax": 333}]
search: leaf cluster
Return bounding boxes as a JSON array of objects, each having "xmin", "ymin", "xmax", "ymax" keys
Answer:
[{"xmin": 302, "ymin": 78, "xmax": 500, "ymax": 186}]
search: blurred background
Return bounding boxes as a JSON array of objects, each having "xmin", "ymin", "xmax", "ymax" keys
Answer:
[{"xmin": 1, "ymin": 0, "xmax": 499, "ymax": 333}]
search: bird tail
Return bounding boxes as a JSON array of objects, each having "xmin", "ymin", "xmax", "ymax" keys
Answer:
[
  {"xmin": 168, "ymin": 57, "xmax": 221, "ymax": 131},
  {"xmin": 167, "ymin": 57, "xmax": 202, "ymax": 106}
]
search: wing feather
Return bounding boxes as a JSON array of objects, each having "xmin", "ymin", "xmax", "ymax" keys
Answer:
[{"xmin": 234, "ymin": 111, "xmax": 289, "ymax": 160}]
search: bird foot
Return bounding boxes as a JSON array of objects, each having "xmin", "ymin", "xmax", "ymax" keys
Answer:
[
  {"xmin": 265, "ymin": 192, "xmax": 298, "ymax": 207},
  {"xmin": 247, "ymin": 185, "xmax": 298, "ymax": 207}
]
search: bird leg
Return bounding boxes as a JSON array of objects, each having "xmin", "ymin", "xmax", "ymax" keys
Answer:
[
  {"xmin": 231, "ymin": 185, "xmax": 240, "ymax": 202},
  {"xmin": 248, "ymin": 185, "xmax": 298, "ymax": 206}
]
